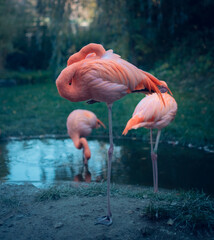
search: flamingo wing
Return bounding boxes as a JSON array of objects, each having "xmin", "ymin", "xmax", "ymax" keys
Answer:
[
  {"xmin": 123, "ymin": 94, "xmax": 177, "ymax": 135},
  {"xmin": 78, "ymin": 58, "xmax": 162, "ymax": 95}
]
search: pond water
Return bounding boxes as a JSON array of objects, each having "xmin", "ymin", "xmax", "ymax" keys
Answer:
[{"xmin": 0, "ymin": 138, "xmax": 213, "ymax": 195}]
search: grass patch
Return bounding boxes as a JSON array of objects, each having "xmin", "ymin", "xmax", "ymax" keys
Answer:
[
  {"xmin": 143, "ymin": 190, "xmax": 214, "ymax": 233},
  {"xmin": 0, "ymin": 40, "xmax": 214, "ymax": 146},
  {"xmin": 36, "ymin": 183, "xmax": 214, "ymax": 233},
  {"xmin": 0, "ymin": 80, "xmax": 213, "ymax": 147},
  {"xmin": 0, "ymin": 70, "xmax": 52, "ymax": 85},
  {"xmin": 36, "ymin": 183, "xmax": 127, "ymax": 201},
  {"xmin": 0, "ymin": 195, "xmax": 20, "ymax": 208}
]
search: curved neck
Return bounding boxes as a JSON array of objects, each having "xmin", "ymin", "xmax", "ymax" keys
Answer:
[
  {"xmin": 67, "ymin": 43, "xmax": 105, "ymax": 66},
  {"xmin": 72, "ymin": 136, "xmax": 91, "ymax": 160},
  {"xmin": 80, "ymin": 43, "xmax": 105, "ymax": 58}
]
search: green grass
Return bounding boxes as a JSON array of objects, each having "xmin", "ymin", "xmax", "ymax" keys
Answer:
[
  {"xmin": 0, "ymin": 41, "xmax": 214, "ymax": 146},
  {"xmin": 35, "ymin": 183, "xmax": 214, "ymax": 233},
  {"xmin": 0, "ymin": 82, "xmax": 144, "ymax": 139},
  {"xmin": 0, "ymin": 80, "xmax": 213, "ymax": 147},
  {"xmin": 144, "ymin": 190, "xmax": 214, "ymax": 233},
  {"xmin": 35, "ymin": 183, "xmax": 134, "ymax": 201},
  {"xmin": 0, "ymin": 70, "xmax": 52, "ymax": 85}
]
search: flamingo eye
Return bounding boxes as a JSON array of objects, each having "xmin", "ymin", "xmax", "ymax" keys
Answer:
[
  {"xmin": 69, "ymin": 78, "xmax": 73, "ymax": 85},
  {"xmin": 68, "ymin": 79, "xmax": 73, "ymax": 86}
]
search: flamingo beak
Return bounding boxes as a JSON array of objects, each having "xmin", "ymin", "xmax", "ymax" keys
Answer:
[
  {"xmin": 158, "ymin": 80, "xmax": 172, "ymax": 94},
  {"xmin": 97, "ymin": 119, "xmax": 106, "ymax": 129},
  {"xmin": 158, "ymin": 85, "xmax": 168, "ymax": 93}
]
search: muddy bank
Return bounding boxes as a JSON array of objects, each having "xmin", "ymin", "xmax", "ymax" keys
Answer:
[{"xmin": 0, "ymin": 183, "xmax": 213, "ymax": 240}]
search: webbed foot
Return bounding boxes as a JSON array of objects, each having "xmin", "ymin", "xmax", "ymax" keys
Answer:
[{"xmin": 95, "ymin": 216, "xmax": 112, "ymax": 226}]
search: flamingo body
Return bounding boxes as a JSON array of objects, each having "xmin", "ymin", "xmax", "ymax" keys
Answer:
[
  {"xmin": 123, "ymin": 93, "xmax": 177, "ymax": 134},
  {"xmin": 123, "ymin": 92, "xmax": 177, "ymax": 193},
  {"xmin": 67, "ymin": 109, "xmax": 105, "ymax": 163},
  {"xmin": 56, "ymin": 43, "xmax": 167, "ymax": 105}
]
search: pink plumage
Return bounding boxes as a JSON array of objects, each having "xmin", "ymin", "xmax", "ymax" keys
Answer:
[
  {"xmin": 123, "ymin": 90, "xmax": 177, "ymax": 193},
  {"xmin": 123, "ymin": 93, "xmax": 177, "ymax": 134},
  {"xmin": 67, "ymin": 109, "xmax": 105, "ymax": 164},
  {"xmin": 56, "ymin": 43, "xmax": 169, "ymax": 225},
  {"xmin": 56, "ymin": 43, "xmax": 168, "ymax": 105}
]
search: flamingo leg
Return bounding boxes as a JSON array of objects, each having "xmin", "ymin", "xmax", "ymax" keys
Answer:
[
  {"xmin": 153, "ymin": 130, "xmax": 161, "ymax": 192},
  {"xmin": 150, "ymin": 129, "xmax": 156, "ymax": 193},
  {"xmin": 95, "ymin": 104, "xmax": 113, "ymax": 226},
  {"xmin": 154, "ymin": 130, "xmax": 161, "ymax": 153}
]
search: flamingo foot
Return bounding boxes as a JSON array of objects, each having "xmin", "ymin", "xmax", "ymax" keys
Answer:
[{"xmin": 95, "ymin": 216, "xmax": 113, "ymax": 226}]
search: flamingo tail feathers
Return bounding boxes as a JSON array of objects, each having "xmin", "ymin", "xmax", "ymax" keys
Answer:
[{"xmin": 132, "ymin": 71, "xmax": 167, "ymax": 106}]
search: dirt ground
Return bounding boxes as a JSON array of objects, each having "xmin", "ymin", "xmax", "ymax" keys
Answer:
[{"xmin": 0, "ymin": 184, "xmax": 213, "ymax": 240}]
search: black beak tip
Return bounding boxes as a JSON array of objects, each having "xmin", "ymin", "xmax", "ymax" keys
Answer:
[{"xmin": 159, "ymin": 86, "xmax": 168, "ymax": 93}]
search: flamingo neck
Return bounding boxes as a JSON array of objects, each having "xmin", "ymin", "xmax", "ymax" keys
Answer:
[
  {"xmin": 80, "ymin": 43, "xmax": 105, "ymax": 58},
  {"xmin": 67, "ymin": 43, "xmax": 105, "ymax": 66},
  {"xmin": 72, "ymin": 136, "xmax": 91, "ymax": 160}
]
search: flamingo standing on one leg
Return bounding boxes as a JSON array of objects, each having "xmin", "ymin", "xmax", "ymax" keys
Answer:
[
  {"xmin": 56, "ymin": 43, "xmax": 169, "ymax": 225},
  {"xmin": 67, "ymin": 109, "xmax": 106, "ymax": 178},
  {"xmin": 122, "ymin": 82, "xmax": 177, "ymax": 193}
]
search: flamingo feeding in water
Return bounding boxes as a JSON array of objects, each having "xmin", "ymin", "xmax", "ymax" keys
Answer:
[
  {"xmin": 56, "ymin": 43, "xmax": 169, "ymax": 225},
  {"xmin": 67, "ymin": 109, "xmax": 105, "ymax": 182},
  {"xmin": 123, "ymin": 82, "xmax": 177, "ymax": 193},
  {"xmin": 67, "ymin": 109, "xmax": 105, "ymax": 165}
]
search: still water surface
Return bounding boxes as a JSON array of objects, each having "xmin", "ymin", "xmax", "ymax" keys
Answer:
[{"xmin": 0, "ymin": 138, "xmax": 213, "ymax": 194}]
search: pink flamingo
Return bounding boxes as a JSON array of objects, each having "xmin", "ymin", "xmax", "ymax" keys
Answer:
[
  {"xmin": 56, "ymin": 43, "xmax": 168, "ymax": 225},
  {"xmin": 67, "ymin": 109, "xmax": 105, "ymax": 165},
  {"xmin": 123, "ymin": 82, "xmax": 177, "ymax": 193}
]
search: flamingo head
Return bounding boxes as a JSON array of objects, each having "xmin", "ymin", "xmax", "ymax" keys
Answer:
[
  {"xmin": 56, "ymin": 62, "xmax": 88, "ymax": 102},
  {"xmin": 57, "ymin": 43, "xmax": 106, "ymax": 103},
  {"xmin": 96, "ymin": 119, "xmax": 106, "ymax": 129},
  {"xmin": 159, "ymin": 80, "xmax": 172, "ymax": 94}
]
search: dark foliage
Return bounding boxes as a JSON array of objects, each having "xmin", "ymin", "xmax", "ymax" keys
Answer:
[{"xmin": 0, "ymin": 0, "xmax": 213, "ymax": 75}]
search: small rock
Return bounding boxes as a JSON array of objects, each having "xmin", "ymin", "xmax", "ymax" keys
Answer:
[
  {"xmin": 8, "ymin": 214, "xmax": 14, "ymax": 219},
  {"xmin": 160, "ymin": 228, "xmax": 176, "ymax": 235},
  {"xmin": 16, "ymin": 214, "xmax": 24, "ymax": 220},
  {"xmin": 204, "ymin": 146, "xmax": 214, "ymax": 153},
  {"xmin": 140, "ymin": 226, "xmax": 153, "ymax": 237},
  {"xmin": 170, "ymin": 201, "xmax": 177, "ymax": 206},
  {"xmin": 54, "ymin": 222, "xmax": 63, "ymax": 229},
  {"xmin": 126, "ymin": 210, "xmax": 134, "ymax": 214},
  {"xmin": 80, "ymin": 214, "xmax": 89, "ymax": 217},
  {"xmin": 0, "ymin": 220, "xmax": 4, "ymax": 226},
  {"xmin": 167, "ymin": 218, "xmax": 174, "ymax": 226},
  {"xmin": 188, "ymin": 143, "xmax": 194, "ymax": 148}
]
